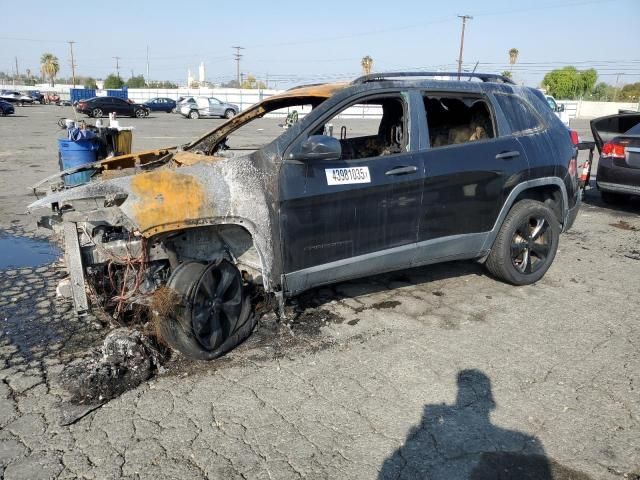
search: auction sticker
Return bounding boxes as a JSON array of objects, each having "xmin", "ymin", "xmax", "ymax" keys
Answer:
[{"xmin": 325, "ymin": 167, "xmax": 371, "ymax": 185}]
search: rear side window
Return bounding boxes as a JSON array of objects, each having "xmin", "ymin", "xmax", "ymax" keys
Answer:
[
  {"xmin": 423, "ymin": 94, "xmax": 496, "ymax": 148},
  {"xmin": 494, "ymin": 93, "xmax": 543, "ymax": 134}
]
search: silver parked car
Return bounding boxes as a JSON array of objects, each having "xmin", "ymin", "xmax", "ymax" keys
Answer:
[{"xmin": 180, "ymin": 97, "xmax": 239, "ymax": 119}]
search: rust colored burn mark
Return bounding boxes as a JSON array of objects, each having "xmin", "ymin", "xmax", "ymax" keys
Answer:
[{"xmin": 130, "ymin": 170, "xmax": 210, "ymax": 235}]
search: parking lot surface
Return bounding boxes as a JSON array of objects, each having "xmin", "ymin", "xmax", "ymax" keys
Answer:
[{"xmin": 0, "ymin": 105, "xmax": 639, "ymax": 479}]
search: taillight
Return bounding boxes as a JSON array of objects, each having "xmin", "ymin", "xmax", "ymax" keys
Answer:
[
  {"xmin": 602, "ymin": 141, "xmax": 626, "ymax": 159},
  {"xmin": 569, "ymin": 129, "xmax": 579, "ymax": 146}
]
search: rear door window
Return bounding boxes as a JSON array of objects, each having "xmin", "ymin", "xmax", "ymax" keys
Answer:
[
  {"xmin": 494, "ymin": 93, "xmax": 543, "ymax": 134},
  {"xmin": 422, "ymin": 94, "xmax": 496, "ymax": 148}
]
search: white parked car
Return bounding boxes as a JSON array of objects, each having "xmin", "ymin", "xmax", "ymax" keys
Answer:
[
  {"xmin": 545, "ymin": 95, "xmax": 570, "ymax": 127},
  {"xmin": 180, "ymin": 97, "xmax": 239, "ymax": 120}
]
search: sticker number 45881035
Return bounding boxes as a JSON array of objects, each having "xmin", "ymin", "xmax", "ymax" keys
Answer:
[{"xmin": 325, "ymin": 167, "xmax": 371, "ymax": 185}]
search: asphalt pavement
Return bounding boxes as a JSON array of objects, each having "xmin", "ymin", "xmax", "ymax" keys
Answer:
[{"xmin": 0, "ymin": 105, "xmax": 638, "ymax": 479}]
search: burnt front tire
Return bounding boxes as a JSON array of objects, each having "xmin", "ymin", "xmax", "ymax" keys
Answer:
[
  {"xmin": 485, "ymin": 199, "xmax": 560, "ymax": 286},
  {"xmin": 157, "ymin": 260, "xmax": 255, "ymax": 361}
]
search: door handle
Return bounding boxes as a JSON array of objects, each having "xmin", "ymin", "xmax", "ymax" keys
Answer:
[
  {"xmin": 385, "ymin": 165, "xmax": 418, "ymax": 176},
  {"xmin": 495, "ymin": 150, "xmax": 521, "ymax": 160}
]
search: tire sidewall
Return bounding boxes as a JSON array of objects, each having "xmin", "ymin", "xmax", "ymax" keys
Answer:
[{"xmin": 494, "ymin": 201, "xmax": 560, "ymax": 285}]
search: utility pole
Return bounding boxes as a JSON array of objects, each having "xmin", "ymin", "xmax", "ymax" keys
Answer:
[
  {"xmin": 613, "ymin": 73, "xmax": 624, "ymax": 101},
  {"xmin": 68, "ymin": 41, "xmax": 77, "ymax": 87},
  {"xmin": 146, "ymin": 45, "xmax": 150, "ymax": 80},
  {"xmin": 232, "ymin": 46, "xmax": 244, "ymax": 87},
  {"xmin": 113, "ymin": 56, "xmax": 121, "ymax": 79},
  {"xmin": 456, "ymin": 15, "xmax": 473, "ymax": 80},
  {"xmin": 14, "ymin": 57, "xmax": 19, "ymax": 78}
]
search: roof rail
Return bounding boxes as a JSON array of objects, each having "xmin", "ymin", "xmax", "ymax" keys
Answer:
[
  {"xmin": 352, "ymin": 71, "xmax": 516, "ymax": 85},
  {"xmin": 286, "ymin": 83, "xmax": 326, "ymax": 91}
]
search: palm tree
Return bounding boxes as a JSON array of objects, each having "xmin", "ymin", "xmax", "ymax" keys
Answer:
[
  {"xmin": 40, "ymin": 53, "xmax": 60, "ymax": 87},
  {"xmin": 501, "ymin": 70, "xmax": 513, "ymax": 80},
  {"xmin": 508, "ymin": 48, "xmax": 519, "ymax": 72},
  {"xmin": 361, "ymin": 55, "xmax": 373, "ymax": 75}
]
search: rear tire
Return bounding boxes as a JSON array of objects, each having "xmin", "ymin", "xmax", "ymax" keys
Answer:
[
  {"xmin": 92, "ymin": 108, "xmax": 103, "ymax": 118},
  {"xmin": 485, "ymin": 199, "xmax": 560, "ymax": 285}
]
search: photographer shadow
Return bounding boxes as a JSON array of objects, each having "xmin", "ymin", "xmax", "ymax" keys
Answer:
[{"xmin": 378, "ymin": 369, "xmax": 592, "ymax": 480}]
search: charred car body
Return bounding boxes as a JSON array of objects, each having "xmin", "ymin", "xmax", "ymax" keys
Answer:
[{"xmin": 29, "ymin": 72, "xmax": 580, "ymax": 360}]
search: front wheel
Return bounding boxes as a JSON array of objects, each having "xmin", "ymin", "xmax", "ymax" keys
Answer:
[
  {"xmin": 156, "ymin": 259, "xmax": 255, "ymax": 360},
  {"xmin": 135, "ymin": 109, "xmax": 146, "ymax": 118},
  {"xmin": 485, "ymin": 199, "xmax": 560, "ymax": 285},
  {"xmin": 224, "ymin": 109, "xmax": 236, "ymax": 119},
  {"xmin": 189, "ymin": 110, "xmax": 199, "ymax": 119}
]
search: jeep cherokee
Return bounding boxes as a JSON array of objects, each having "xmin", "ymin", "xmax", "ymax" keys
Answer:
[{"xmin": 29, "ymin": 72, "xmax": 581, "ymax": 360}]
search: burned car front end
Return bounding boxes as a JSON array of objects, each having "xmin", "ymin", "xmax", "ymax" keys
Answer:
[{"xmin": 27, "ymin": 83, "xmax": 346, "ymax": 359}]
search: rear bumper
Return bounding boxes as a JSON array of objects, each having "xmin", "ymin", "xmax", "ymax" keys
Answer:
[
  {"xmin": 597, "ymin": 181, "xmax": 640, "ymax": 196},
  {"xmin": 596, "ymin": 157, "xmax": 640, "ymax": 194}
]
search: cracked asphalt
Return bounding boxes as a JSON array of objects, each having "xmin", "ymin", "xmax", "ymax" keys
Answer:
[{"xmin": 1, "ymin": 106, "xmax": 639, "ymax": 479}]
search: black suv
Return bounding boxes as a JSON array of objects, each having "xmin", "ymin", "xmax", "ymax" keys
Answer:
[
  {"xmin": 30, "ymin": 72, "xmax": 580, "ymax": 360},
  {"xmin": 75, "ymin": 96, "xmax": 150, "ymax": 118}
]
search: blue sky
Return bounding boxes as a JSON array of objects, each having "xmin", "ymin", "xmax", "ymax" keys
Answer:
[{"xmin": 1, "ymin": 0, "xmax": 639, "ymax": 88}]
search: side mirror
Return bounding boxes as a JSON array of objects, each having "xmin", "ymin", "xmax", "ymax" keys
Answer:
[
  {"xmin": 557, "ymin": 104, "xmax": 565, "ymax": 112},
  {"xmin": 293, "ymin": 135, "xmax": 341, "ymax": 161}
]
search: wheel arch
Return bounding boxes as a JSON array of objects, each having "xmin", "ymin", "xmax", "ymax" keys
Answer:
[
  {"xmin": 153, "ymin": 219, "xmax": 274, "ymax": 292},
  {"xmin": 482, "ymin": 177, "xmax": 568, "ymax": 252}
]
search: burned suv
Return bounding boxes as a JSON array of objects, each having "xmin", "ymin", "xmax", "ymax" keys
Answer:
[{"xmin": 29, "ymin": 72, "xmax": 581, "ymax": 360}]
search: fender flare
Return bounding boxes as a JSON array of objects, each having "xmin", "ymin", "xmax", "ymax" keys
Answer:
[{"xmin": 481, "ymin": 177, "xmax": 568, "ymax": 252}]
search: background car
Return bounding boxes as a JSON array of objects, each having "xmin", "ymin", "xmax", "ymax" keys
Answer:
[
  {"xmin": 591, "ymin": 112, "xmax": 640, "ymax": 203},
  {"xmin": 27, "ymin": 91, "xmax": 44, "ymax": 104},
  {"xmin": 545, "ymin": 95, "xmax": 570, "ymax": 127},
  {"xmin": 180, "ymin": 97, "xmax": 239, "ymax": 119},
  {"xmin": 144, "ymin": 97, "xmax": 176, "ymax": 113},
  {"xmin": 173, "ymin": 96, "xmax": 195, "ymax": 113},
  {"xmin": 0, "ymin": 100, "xmax": 15, "ymax": 116},
  {"xmin": 75, "ymin": 97, "xmax": 150, "ymax": 118},
  {"xmin": 0, "ymin": 91, "xmax": 34, "ymax": 106}
]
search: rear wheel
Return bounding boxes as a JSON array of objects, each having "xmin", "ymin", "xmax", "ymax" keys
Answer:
[
  {"xmin": 92, "ymin": 108, "xmax": 103, "ymax": 118},
  {"xmin": 156, "ymin": 259, "xmax": 255, "ymax": 360},
  {"xmin": 189, "ymin": 110, "xmax": 199, "ymax": 119},
  {"xmin": 485, "ymin": 199, "xmax": 560, "ymax": 285}
]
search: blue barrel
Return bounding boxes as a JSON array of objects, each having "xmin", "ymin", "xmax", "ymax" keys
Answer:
[{"xmin": 58, "ymin": 139, "xmax": 98, "ymax": 186}]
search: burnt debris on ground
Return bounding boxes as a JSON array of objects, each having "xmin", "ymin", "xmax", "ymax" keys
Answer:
[{"xmin": 58, "ymin": 328, "xmax": 165, "ymax": 405}]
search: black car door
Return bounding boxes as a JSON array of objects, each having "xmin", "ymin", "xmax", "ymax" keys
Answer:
[
  {"xmin": 416, "ymin": 92, "xmax": 529, "ymax": 242},
  {"xmin": 280, "ymin": 91, "xmax": 425, "ymax": 292},
  {"xmin": 111, "ymin": 98, "xmax": 132, "ymax": 116}
]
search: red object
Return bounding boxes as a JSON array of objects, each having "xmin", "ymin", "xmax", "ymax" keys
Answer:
[
  {"xmin": 569, "ymin": 129, "xmax": 579, "ymax": 146},
  {"xmin": 579, "ymin": 159, "xmax": 590, "ymax": 183},
  {"xmin": 568, "ymin": 157, "xmax": 577, "ymax": 177},
  {"xmin": 602, "ymin": 141, "xmax": 626, "ymax": 159}
]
